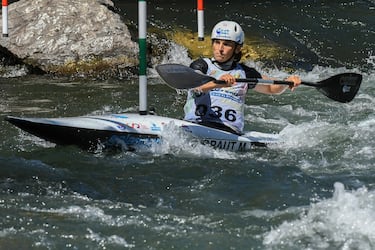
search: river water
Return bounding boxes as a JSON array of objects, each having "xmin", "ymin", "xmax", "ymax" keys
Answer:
[{"xmin": 0, "ymin": 1, "xmax": 374, "ymax": 249}]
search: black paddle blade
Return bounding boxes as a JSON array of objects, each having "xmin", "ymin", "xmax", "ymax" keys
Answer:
[
  {"xmin": 304, "ymin": 73, "xmax": 362, "ymax": 103},
  {"xmin": 156, "ymin": 64, "xmax": 215, "ymax": 89}
]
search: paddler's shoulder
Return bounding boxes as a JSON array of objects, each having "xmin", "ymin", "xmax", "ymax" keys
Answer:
[
  {"xmin": 189, "ymin": 58, "xmax": 209, "ymax": 74},
  {"xmin": 239, "ymin": 63, "xmax": 262, "ymax": 78}
]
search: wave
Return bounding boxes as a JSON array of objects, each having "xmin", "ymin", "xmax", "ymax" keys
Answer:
[{"xmin": 263, "ymin": 182, "xmax": 375, "ymax": 249}]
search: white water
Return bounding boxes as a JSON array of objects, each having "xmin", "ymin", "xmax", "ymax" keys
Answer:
[{"xmin": 263, "ymin": 182, "xmax": 375, "ymax": 250}]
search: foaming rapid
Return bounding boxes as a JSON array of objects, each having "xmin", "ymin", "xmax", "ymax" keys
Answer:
[
  {"xmin": 153, "ymin": 122, "xmax": 238, "ymax": 159},
  {"xmin": 161, "ymin": 41, "xmax": 192, "ymax": 66},
  {"xmin": 263, "ymin": 182, "xmax": 375, "ymax": 249},
  {"xmin": 149, "ymin": 41, "xmax": 193, "ymax": 78}
]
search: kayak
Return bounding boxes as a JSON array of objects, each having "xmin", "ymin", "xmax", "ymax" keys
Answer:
[{"xmin": 5, "ymin": 113, "xmax": 279, "ymax": 152}]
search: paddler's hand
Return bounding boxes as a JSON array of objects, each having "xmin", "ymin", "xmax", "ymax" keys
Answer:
[
  {"xmin": 285, "ymin": 75, "xmax": 301, "ymax": 91},
  {"xmin": 219, "ymin": 74, "xmax": 236, "ymax": 87},
  {"xmin": 193, "ymin": 74, "xmax": 236, "ymax": 93}
]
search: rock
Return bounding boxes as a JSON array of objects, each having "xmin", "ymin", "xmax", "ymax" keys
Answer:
[
  {"xmin": 0, "ymin": 0, "xmax": 139, "ymax": 78},
  {"xmin": 0, "ymin": 45, "xmax": 44, "ymax": 76}
]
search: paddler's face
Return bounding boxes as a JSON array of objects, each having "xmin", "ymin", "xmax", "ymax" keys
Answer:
[{"xmin": 212, "ymin": 39, "xmax": 241, "ymax": 62}]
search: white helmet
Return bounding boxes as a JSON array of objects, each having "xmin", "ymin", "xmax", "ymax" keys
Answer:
[{"xmin": 211, "ymin": 21, "xmax": 244, "ymax": 45}]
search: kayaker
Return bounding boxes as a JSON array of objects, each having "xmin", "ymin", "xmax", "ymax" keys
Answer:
[{"xmin": 183, "ymin": 20, "xmax": 301, "ymax": 135}]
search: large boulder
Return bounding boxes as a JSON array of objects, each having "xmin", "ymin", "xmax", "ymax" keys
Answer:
[{"xmin": 0, "ymin": 0, "xmax": 139, "ymax": 78}]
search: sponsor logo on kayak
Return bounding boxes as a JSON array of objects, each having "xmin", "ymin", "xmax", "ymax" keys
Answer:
[
  {"xmin": 112, "ymin": 114, "xmax": 129, "ymax": 119},
  {"xmin": 201, "ymin": 139, "xmax": 249, "ymax": 151},
  {"xmin": 150, "ymin": 123, "xmax": 161, "ymax": 131},
  {"xmin": 108, "ymin": 135, "xmax": 161, "ymax": 149},
  {"xmin": 129, "ymin": 123, "xmax": 141, "ymax": 129},
  {"xmin": 116, "ymin": 124, "xmax": 127, "ymax": 130},
  {"xmin": 124, "ymin": 122, "xmax": 150, "ymax": 130}
]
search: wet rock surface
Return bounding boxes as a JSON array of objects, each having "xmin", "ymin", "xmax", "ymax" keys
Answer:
[{"xmin": 0, "ymin": 0, "xmax": 139, "ymax": 78}]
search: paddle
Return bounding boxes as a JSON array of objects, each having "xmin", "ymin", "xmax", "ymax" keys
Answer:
[{"xmin": 155, "ymin": 64, "xmax": 362, "ymax": 103}]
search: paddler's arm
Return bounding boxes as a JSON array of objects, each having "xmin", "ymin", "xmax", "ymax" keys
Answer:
[
  {"xmin": 254, "ymin": 75, "xmax": 301, "ymax": 94},
  {"xmin": 193, "ymin": 73, "xmax": 237, "ymax": 93},
  {"xmin": 194, "ymin": 74, "xmax": 301, "ymax": 94}
]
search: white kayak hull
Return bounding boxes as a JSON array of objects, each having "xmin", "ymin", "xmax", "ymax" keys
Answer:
[{"xmin": 5, "ymin": 113, "xmax": 279, "ymax": 152}]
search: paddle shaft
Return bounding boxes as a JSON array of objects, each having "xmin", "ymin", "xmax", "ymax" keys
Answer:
[
  {"xmin": 215, "ymin": 78, "xmax": 322, "ymax": 88},
  {"xmin": 214, "ymin": 78, "xmax": 295, "ymax": 87}
]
